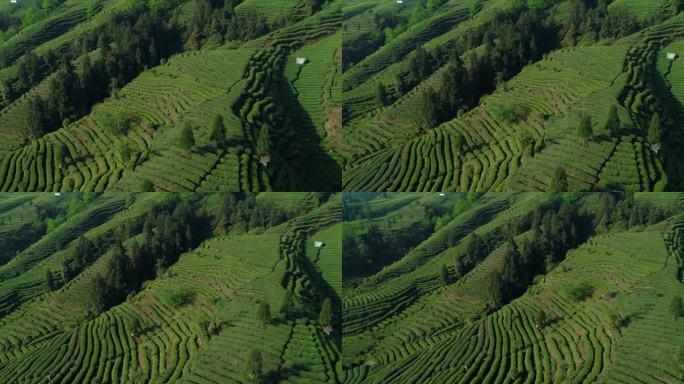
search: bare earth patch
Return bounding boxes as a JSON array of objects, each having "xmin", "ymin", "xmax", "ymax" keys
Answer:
[{"xmin": 324, "ymin": 106, "xmax": 342, "ymax": 148}]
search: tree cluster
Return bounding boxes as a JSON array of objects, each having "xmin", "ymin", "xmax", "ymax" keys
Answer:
[
  {"xmin": 452, "ymin": 233, "xmax": 495, "ymax": 279},
  {"xmin": 188, "ymin": 0, "xmax": 273, "ymax": 48},
  {"xmin": 26, "ymin": 4, "xmax": 180, "ymax": 139},
  {"xmin": 343, "ymin": 29, "xmax": 386, "ymax": 71},
  {"xmin": 417, "ymin": 6, "xmax": 556, "ymax": 126},
  {"xmin": 0, "ymin": 221, "xmax": 46, "ymax": 265},
  {"xmin": 595, "ymin": 193, "xmax": 670, "ymax": 231},
  {"xmin": 343, "ymin": 220, "xmax": 433, "ymax": 278},
  {"xmin": 488, "ymin": 200, "xmax": 582, "ymax": 307},
  {"xmin": 85, "ymin": 200, "xmax": 204, "ymax": 314},
  {"xmin": 213, "ymin": 193, "xmax": 296, "ymax": 234},
  {"xmin": 563, "ymin": 0, "xmax": 644, "ymax": 46}
]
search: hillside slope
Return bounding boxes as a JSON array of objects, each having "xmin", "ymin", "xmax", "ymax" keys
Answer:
[
  {"xmin": 342, "ymin": 0, "xmax": 684, "ymax": 192},
  {"xmin": 342, "ymin": 192, "xmax": 684, "ymax": 383},
  {"xmin": 0, "ymin": 0, "xmax": 341, "ymax": 192},
  {"xmin": 0, "ymin": 192, "xmax": 342, "ymax": 383}
]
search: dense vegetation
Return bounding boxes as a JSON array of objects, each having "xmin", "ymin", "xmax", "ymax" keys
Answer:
[
  {"xmin": 342, "ymin": 192, "xmax": 684, "ymax": 383},
  {"xmin": 0, "ymin": 192, "xmax": 341, "ymax": 383},
  {"xmin": 343, "ymin": 193, "xmax": 463, "ymax": 280}
]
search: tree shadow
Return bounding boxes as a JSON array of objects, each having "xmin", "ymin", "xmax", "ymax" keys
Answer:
[
  {"xmin": 273, "ymin": 73, "xmax": 341, "ymax": 191},
  {"xmin": 266, "ymin": 363, "xmax": 309, "ymax": 382}
]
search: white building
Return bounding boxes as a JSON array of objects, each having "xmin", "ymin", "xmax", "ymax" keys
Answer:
[
  {"xmin": 397, "ymin": 0, "xmax": 403, "ymax": 3},
  {"xmin": 10, "ymin": 0, "xmax": 17, "ymax": 4},
  {"xmin": 314, "ymin": 241, "xmax": 324, "ymax": 248},
  {"xmin": 667, "ymin": 52, "xmax": 678, "ymax": 60},
  {"xmin": 296, "ymin": 57, "xmax": 308, "ymax": 65}
]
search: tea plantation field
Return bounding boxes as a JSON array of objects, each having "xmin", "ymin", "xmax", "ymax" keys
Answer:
[
  {"xmin": 0, "ymin": 0, "xmax": 341, "ymax": 192},
  {"xmin": 0, "ymin": 192, "xmax": 342, "ymax": 383},
  {"xmin": 342, "ymin": 192, "xmax": 684, "ymax": 383},
  {"xmin": 342, "ymin": 0, "xmax": 684, "ymax": 192}
]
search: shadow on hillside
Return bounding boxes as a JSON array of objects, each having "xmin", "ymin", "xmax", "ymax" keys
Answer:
[
  {"xmin": 142, "ymin": 324, "xmax": 160, "ymax": 333},
  {"xmin": 267, "ymin": 364, "xmax": 309, "ymax": 381},
  {"xmin": 274, "ymin": 76, "xmax": 341, "ymax": 191},
  {"xmin": 196, "ymin": 137, "xmax": 250, "ymax": 155},
  {"xmin": 651, "ymin": 65, "xmax": 684, "ymax": 189}
]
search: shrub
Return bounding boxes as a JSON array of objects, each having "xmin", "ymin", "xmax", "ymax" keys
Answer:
[
  {"xmin": 494, "ymin": 102, "xmax": 530, "ymax": 123},
  {"xmin": 608, "ymin": 310, "xmax": 629, "ymax": 328},
  {"xmin": 565, "ymin": 282, "xmax": 593, "ymax": 301},
  {"xmin": 101, "ymin": 111, "xmax": 132, "ymax": 135},
  {"xmin": 163, "ymin": 288, "xmax": 193, "ymax": 307}
]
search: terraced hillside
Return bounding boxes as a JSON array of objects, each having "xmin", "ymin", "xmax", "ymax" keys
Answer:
[
  {"xmin": 342, "ymin": 192, "xmax": 684, "ymax": 383},
  {"xmin": 0, "ymin": 192, "xmax": 342, "ymax": 383},
  {"xmin": 342, "ymin": 0, "xmax": 684, "ymax": 192},
  {"xmin": 0, "ymin": 0, "xmax": 341, "ymax": 192}
]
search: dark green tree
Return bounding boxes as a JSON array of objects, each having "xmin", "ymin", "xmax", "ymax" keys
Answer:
[
  {"xmin": 395, "ymin": 74, "xmax": 407, "ymax": 95},
  {"xmin": 89, "ymin": 274, "xmax": 107, "ymax": 314},
  {"xmin": 319, "ymin": 297, "xmax": 333, "ymax": 326},
  {"xmin": 210, "ymin": 114, "xmax": 226, "ymax": 146},
  {"xmin": 604, "ymin": 105, "xmax": 620, "ymax": 136},
  {"xmin": 0, "ymin": 80, "xmax": 13, "ymax": 106},
  {"xmin": 488, "ymin": 271, "xmax": 504, "ymax": 307},
  {"xmin": 577, "ymin": 115, "xmax": 593, "ymax": 145},
  {"xmin": 179, "ymin": 122, "xmax": 195, "ymax": 149},
  {"xmin": 420, "ymin": 87, "xmax": 440, "ymax": 127},
  {"xmin": 17, "ymin": 52, "xmax": 45, "ymax": 89},
  {"xmin": 60, "ymin": 259, "xmax": 74, "ymax": 280},
  {"xmin": 440, "ymin": 264, "xmax": 449, "ymax": 286},
  {"xmin": 257, "ymin": 302, "xmax": 271, "ymax": 327},
  {"xmin": 27, "ymin": 96, "xmax": 49, "ymax": 139},
  {"xmin": 376, "ymin": 82, "xmax": 388, "ymax": 107},
  {"xmin": 647, "ymin": 113, "xmax": 662, "ymax": 145},
  {"xmin": 73, "ymin": 236, "xmax": 96, "ymax": 268},
  {"xmin": 47, "ymin": 58, "xmax": 80, "ymax": 121},
  {"xmin": 550, "ymin": 166, "xmax": 568, "ymax": 192},
  {"xmin": 453, "ymin": 256, "xmax": 464, "ymax": 279},
  {"xmin": 45, "ymin": 269, "xmax": 56, "ymax": 291},
  {"xmin": 245, "ymin": 349, "xmax": 262, "ymax": 384}
]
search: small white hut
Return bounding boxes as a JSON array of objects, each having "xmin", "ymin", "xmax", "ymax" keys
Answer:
[
  {"xmin": 667, "ymin": 52, "xmax": 679, "ymax": 60},
  {"xmin": 314, "ymin": 241, "xmax": 325, "ymax": 248},
  {"xmin": 397, "ymin": 0, "xmax": 403, "ymax": 3},
  {"xmin": 10, "ymin": 0, "xmax": 17, "ymax": 4},
  {"xmin": 296, "ymin": 57, "xmax": 308, "ymax": 65}
]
